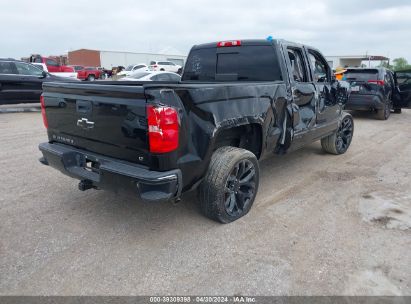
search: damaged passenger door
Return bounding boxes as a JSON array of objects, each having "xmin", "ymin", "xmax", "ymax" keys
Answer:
[
  {"xmin": 393, "ymin": 69, "xmax": 411, "ymax": 109},
  {"xmin": 284, "ymin": 45, "xmax": 316, "ymax": 133},
  {"xmin": 306, "ymin": 49, "xmax": 340, "ymax": 126}
]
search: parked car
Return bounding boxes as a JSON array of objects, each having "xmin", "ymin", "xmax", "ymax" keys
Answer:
[
  {"xmin": 149, "ymin": 61, "xmax": 181, "ymax": 73},
  {"xmin": 76, "ymin": 66, "xmax": 103, "ymax": 81},
  {"xmin": 32, "ymin": 63, "xmax": 78, "ymax": 80},
  {"xmin": 117, "ymin": 64, "xmax": 148, "ymax": 76},
  {"xmin": 0, "ymin": 59, "xmax": 78, "ymax": 105},
  {"xmin": 29, "ymin": 54, "xmax": 73, "ymax": 73},
  {"xmin": 393, "ymin": 69, "xmax": 411, "ymax": 112},
  {"xmin": 39, "ymin": 38, "xmax": 356, "ymax": 223},
  {"xmin": 121, "ymin": 71, "xmax": 181, "ymax": 81},
  {"xmin": 97, "ymin": 67, "xmax": 111, "ymax": 79},
  {"xmin": 344, "ymin": 68, "xmax": 397, "ymax": 120}
]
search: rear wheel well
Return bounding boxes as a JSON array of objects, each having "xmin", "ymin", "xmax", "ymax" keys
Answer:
[{"xmin": 214, "ymin": 124, "xmax": 262, "ymax": 159}]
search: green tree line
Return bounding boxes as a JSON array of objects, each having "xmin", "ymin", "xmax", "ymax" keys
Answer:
[{"xmin": 379, "ymin": 57, "xmax": 411, "ymax": 71}]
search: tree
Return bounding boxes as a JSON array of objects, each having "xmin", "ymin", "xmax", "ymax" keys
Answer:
[
  {"xmin": 392, "ymin": 57, "xmax": 411, "ymax": 71},
  {"xmin": 377, "ymin": 61, "xmax": 392, "ymax": 69}
]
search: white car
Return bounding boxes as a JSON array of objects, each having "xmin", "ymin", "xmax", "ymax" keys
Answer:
[
  {"xmin": 149, "ymin": 61, "xmax": 181, "ymax": 73},
  {"xmin": 32, "ymin": 63, "xmax": 78, "ymax": 79},
  {"xmin": 117, "ymin": 63, "xmax": 148, "ymax": 76},
  {"xmin": 121, "ymin": 71, "xmax": 181, "ymax": 82}
]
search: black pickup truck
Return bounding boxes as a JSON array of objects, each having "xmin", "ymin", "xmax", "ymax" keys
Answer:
[{"xmin": 39, "ymin": 39, "xmax": 353, "ymax": 223}]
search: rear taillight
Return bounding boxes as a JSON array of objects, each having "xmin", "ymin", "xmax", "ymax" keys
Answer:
[
  {"xmin": 147, "ymin": 105, "xmax": 179, "ymax": 153},
  {"xmin": 40, "ymin": 95, "xmax": 48, "ymax": 129},
  {"xmin": 368, "ymin": 80, "xmax": 385, "ymax": 86},
  {"xmin": 217, "ymin": 40, "xmax": 241, "ymax": 47}
]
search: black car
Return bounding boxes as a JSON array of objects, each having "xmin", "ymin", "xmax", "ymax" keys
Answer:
[
  {"xmin": 0, "ymin": 59, "xmax": 77, "ymax": 105},
  {"xmin": 344, "ymin": 67, "xmax": 397, "ymax": 120},
  {"xmin": 394, "ymin": 69, "xmax": 411, "ymax": 113}
]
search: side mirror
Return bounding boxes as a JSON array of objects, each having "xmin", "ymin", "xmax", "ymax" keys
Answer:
[
  {"xmin": 318, "ymin": 75, "xmax": 327, "ymax": 83},
  {"xmin": 39, "ymin": 71, "xmax": 48, "ymax": 79}
]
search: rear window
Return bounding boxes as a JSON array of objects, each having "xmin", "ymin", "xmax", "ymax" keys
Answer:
[
  {"xmin": 345, "ymin": 69, "xmax": 379, "ymax": 81},
  {"xmin": 182, "ymin": 45, "xmax": 283, "ymax": 82}
]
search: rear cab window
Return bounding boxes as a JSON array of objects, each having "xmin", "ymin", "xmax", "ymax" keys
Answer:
[{"xmin": 182, "ymin": 44, "xmax": 283, "ymax": 82}]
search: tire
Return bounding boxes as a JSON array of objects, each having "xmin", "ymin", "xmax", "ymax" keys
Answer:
[
  {"xmin": 160, "ymin": 68, "xmax": 165, "ymax": 71},
  {"xmin": 394, "ymin": 108, "xmax": 402, "ymax": 114},
  {"xmin": 199, "ymin": 146, "xmax": 259, "ymax": 223},
  {"xmin": 376, "ymin": 96, "xmax": 392, "ymax": 120},
  {"xmin": 321, "ymin": 113, "xmax": 354, "ymax": 155},
  {"xmin": 87, "ymin": 74, "xmax": 95, "ymax": 81}
]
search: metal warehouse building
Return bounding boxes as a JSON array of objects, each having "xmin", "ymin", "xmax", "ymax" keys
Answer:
[
  {"xmin": 326, "ymin": 55, "xmax": 389, "ymax": 69},
  {"xmin": 68, "ymin": 49, "xmax": 187, "ymax": 69}
]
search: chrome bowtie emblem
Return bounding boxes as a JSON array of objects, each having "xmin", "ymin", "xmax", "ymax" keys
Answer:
[{"xmin": 77, "ymin": 118, "xmax": 95, "ymax": 130}]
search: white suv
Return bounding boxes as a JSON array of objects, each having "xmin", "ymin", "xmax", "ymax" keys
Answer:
[{"xmin": 149, "ymin": 61, "xmax": 181, "ymax": 73}]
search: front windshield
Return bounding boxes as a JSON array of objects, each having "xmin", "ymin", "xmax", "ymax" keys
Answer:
[{"xmin": 125, "ymin": 65, "xmax": 134, "ymax": 71}]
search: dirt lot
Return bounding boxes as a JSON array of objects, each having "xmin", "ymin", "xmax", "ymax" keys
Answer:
[{"xmin": 0, "ymin": 110, "xmax": 410, "ymax": 296}]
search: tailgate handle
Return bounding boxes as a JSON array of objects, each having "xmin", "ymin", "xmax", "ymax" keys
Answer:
[{"xmin": 76, "ymin": 100, "xmax": 92, "ymax": 114}]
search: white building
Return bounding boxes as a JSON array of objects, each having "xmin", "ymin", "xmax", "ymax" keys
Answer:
[
  {"xmin": 68, "ymin": 48, "xmax": 187, "ymax": 68},
  {"xmin": 326, "ymin": 55, "xmax": 389, "ymax": 70},
  {"xmin": 100, "ymin": 50, "xmax": 187, "ymax": 68}
]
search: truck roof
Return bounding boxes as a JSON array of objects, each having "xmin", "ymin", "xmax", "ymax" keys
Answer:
[{"xmin": 191, "ymin": 38, "xmax": 317, "ymax": 52}]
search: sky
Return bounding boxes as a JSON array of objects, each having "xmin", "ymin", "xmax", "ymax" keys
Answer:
[{"xmin": 1, "ymin": 0, "xmax": 411, "ymax": 63}]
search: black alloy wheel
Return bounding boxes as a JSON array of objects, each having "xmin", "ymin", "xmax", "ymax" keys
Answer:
[
  {"xmin": 224, "ymin": 159, "xmax": 256, "ymax": 217},
  {"xmin": 335, "ymin": 115, "xmax": 354, "ymax": 153}
]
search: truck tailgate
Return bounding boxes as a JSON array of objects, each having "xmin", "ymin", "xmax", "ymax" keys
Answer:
[{"xmin": 42, "ymin": 82, "xmax": 149, "ymax": 165}]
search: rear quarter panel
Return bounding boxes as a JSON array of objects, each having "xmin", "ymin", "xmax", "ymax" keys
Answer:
[{"xmin": 145, "ymin": 82, "xmax": 289, "ymax": 191}]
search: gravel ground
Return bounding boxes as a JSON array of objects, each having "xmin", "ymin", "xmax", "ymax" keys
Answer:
[{"xmin": 0, "ymin": 110, "xmax": 410, "ymax": 296}]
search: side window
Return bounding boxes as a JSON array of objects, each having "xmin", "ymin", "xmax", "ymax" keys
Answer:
[
  {"xmin": 0, "ymin": 62, "xmax": 16, "ymax": 74},
  {"xmin": 287, "ymin": 48, "xmax": 308, "ymax": 82},
  {"xmin": 389, "ymin": 72, "xmax": 395, "ymax": 87},
  {"xmin": 15, "ymin": 62, "xmax": 43, "ymax": 76},
  {"xmin": 46, "ymin": 59, "xmax": 58, "ymax": 66},
  {"xmin": 308, "ymin": 51, "xmax": 330, "ymax": 83},
  {"xmin": 384, "ymin": 72, "xmax": 392, "ymax": 87}
]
